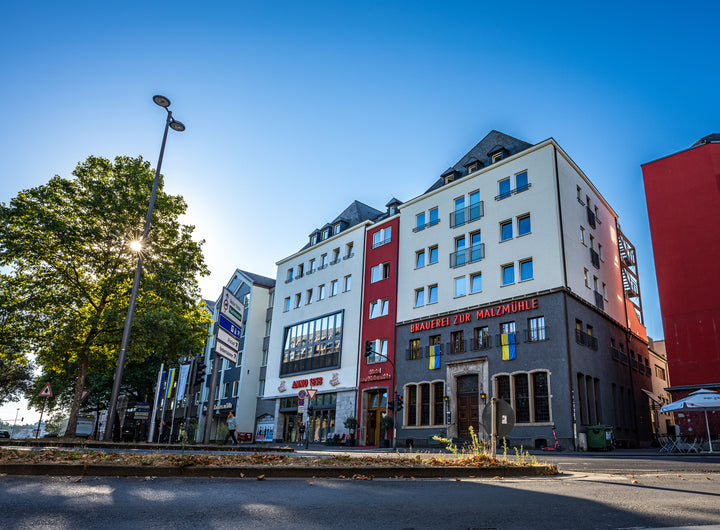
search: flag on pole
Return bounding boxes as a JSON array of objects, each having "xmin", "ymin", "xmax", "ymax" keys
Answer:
[
  {"xmin": 175, "ymin": 364, "xmax": 191, "ymax": 402},
  {"xmin": 166, "ymin": 368, "xmax": 176, "ymax": 399},
  {"xmin": 501, "ymin": 333, "xmax": 516, "ymax": 360},
  {"xmin": 156, "ymin": 371, "xmax": 167, "ymax": 407},
  {"xmin": 429, "ymin": 345, "xmax": 441, "ymax": 370}
]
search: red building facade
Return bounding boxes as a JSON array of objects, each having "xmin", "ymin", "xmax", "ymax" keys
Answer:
[
  {"xmin": 357, "ymin": 212, "xmax": 400, "ymax": 446},
  {"xmin": 642, "ymin": 135, "xmax": 720, "ymax": 435}
]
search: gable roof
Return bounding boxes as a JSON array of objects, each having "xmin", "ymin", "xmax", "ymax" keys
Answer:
[{"xmin": 237, "ymin": 269, "xmax": 276, "ymax": 289}]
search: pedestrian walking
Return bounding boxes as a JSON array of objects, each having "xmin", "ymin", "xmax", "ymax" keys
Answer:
[
  {"xmin": 298, "ymin": 422, "xmax": 306, "ymax": 446},
  {"xmin": 224, "ymin": 411, "xmax": 239, "ymax": 446}
]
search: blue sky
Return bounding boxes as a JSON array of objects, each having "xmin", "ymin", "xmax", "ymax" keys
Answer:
[{"xmin": 2, "ymin": 1, "xmax": 718, "ymax": 422}]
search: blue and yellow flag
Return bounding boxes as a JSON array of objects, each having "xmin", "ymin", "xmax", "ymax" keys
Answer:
[
  {"xmin": 501, "ymin": 333, "xmax": 516, "ymax": 361},
  {"xmin": 429, "ymin": 345, "xmax": 441, "ymax": 370},
  {"xmin": 166, "ymin": 368, "xmax": 176, "ymax": 399}
]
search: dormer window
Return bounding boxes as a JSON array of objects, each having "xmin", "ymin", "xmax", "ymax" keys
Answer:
[
  {"xmin": 334, "ymin": 223, "xmax": 341, "ymax": 234},
  {"xmin": 467, "ymin": 163, "xmax": 478, "ymax": 173},
  {"xmin": 492, "ymin": 152, "xmax": 503, "ymax": 163},
  {"xmin": 310, "ymin": 234, "xmax": 318, "ymax": 245},
  {"xmin": 323, "ymin": 228, "xmax": 331, "ymax": 239},
  {"xmin": 444, "ymin": 174, "xmax": 454, "ymax": 184}
]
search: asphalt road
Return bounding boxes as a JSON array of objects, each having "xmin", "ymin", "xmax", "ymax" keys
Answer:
[{"xmin": 2, "ymin": 471, "xmax": 720, "ymax": 529}]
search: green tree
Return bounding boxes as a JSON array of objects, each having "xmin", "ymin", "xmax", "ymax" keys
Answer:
[
  {"xmin": 1, "ymin": 155, "xmax": 211, "ymax": 437},
  {"xmin": 0, "ymin": 276, "xmax": 34, "ymax": 406}
]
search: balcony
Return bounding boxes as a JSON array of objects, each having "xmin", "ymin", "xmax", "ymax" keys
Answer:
[
  {"xmin": 594, "ymin": 291, "xmax": 604, "ymax": 311},
  {"xmin": 586, "ymin": 206, "xmax": 596, "ymax": 229},
  {"xmin": 575, "ymin": 329, "xmax": 598, "ymax": 350},
  {"xmin": 371, "ymin": 237, "xmax": 391, "ymax": 249},
  {"xmin": 447, "ymin": 339, "xmax": 467, "ymax": 354},
  {"xmin": 523, "ymin": 327, "xmax": 548, "ymax": 342},
  {"xmin": 494, "ymin": 182, "xmax": 532, "ymax": 201},
  {"xmin": 449, "ymin": 202, "xmax": 484, "ymax": 228},
  {"xmin": 412, "ymin": 217, "xmax": 440, "ymax": 233},
  {"xmin": 471, "ymin": 336, "xmax": 492, "ymax": 351},
  {"xmin": 449, "ymin": 243, "xmax": 485, "ymax": 268},
  {"xmin": 590, "ymin": 248, "xmax": 600, "ymax": 269}
]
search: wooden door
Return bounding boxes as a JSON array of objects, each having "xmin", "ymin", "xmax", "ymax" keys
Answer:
[{"xmin": 456, "ymin": 374, "xmax": 479, "ymax": 438}]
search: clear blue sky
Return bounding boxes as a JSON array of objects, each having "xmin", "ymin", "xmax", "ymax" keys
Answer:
[{"xmin": 2, "ymin": 1, "xmax": 718, "ymax": 422}]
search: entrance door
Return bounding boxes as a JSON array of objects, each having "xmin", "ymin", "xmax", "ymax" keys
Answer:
[
  {"xmin": 456, "ymin": 374, "xmax": 479, "ymax": 438},
  {"xmin": 365, "ymin": 389, "xmax": 387, "ymax": 446}
]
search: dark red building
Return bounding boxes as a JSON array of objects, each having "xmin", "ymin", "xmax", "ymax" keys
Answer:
[
  {"xmin": 357, "ymin": 201, "xmax": 401, "ymax": 446},
  {"xmin": 642, "ymin": 134, "xmax": 720, "ymax": 435}
]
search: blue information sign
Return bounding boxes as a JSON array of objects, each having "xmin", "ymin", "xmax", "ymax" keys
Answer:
[{"xmin": 218, "ymin": 314, "xmax": 242, "ymax": 339}]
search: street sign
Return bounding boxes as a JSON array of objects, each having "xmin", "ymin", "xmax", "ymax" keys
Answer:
[
  {"xmin": 306, "ymin": 389, "xmax": 318, "ymax": 401},
  {"xmin": 81, "ymin": 389, "xmax": 89, "ymax": 402},
  {"xmin": 217, "ymin": 327, "xmax": 240, "ymax": 351},
  {"xmin": 481, "ymin": 398, "xmax": 515, "ymax": 438},
  {"xmin": 218, "ymin": 314, "xmax": 242, "ymax": 339},
  {"xmin": 298, "ymin": 398, "xmax": 305, "ymax": 407},
  {"xmin": 215, "ymin": 341, "xmax": 238, "ymax": 363},
  {"xmin": 38, "ymin": 384, "xmax": 52, "ymax": 397},
  {"xmin": 221, "ymin": 287, "xmax": 245, "ymax": 328},
  {"xmin": 298, "ymin": 390, "xmax": 307, "ymax": 400},
  {"xmin": 298, "ymin": 404, "xmax": 306, "ymax": 414}
]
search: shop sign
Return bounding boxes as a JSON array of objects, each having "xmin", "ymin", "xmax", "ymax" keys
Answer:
[
  {"xmin": 278, "ymin": 381, "xmax": 287, "ymax": 393},
  {"xmin": 329, "ymin": 373, "xmax": 340, "ymax": 386},
  {"xmin": 361, "ymin": 367, "xmax": 391, "ymax": 383},
  {"xmin": 292, "ymin": 377, "xmax": 323, "ymax": 388},
  {"xmin": 410, "ymin": 298, "xmax": 538, "ymax": 333}
]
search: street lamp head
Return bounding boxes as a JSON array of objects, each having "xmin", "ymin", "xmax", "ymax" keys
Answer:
[
  {"xmin": 153, "ymin": 95, "xmax": 171, "ymax": 108},
  {"xmin": 169, "ymin": 120, "xmax": 186, "ymax": 132}
]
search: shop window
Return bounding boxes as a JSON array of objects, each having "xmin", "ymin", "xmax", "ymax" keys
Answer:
[{"xmin": 494, "ymin": 371, "xmax": 551, "ymax": 424}]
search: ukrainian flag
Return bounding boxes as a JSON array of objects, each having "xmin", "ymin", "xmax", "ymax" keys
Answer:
[
  {"xmin": 501, "ymin": 333, "xmax": 516, "ymax": 361},
  {"xmin": 429, "ymin": 345, "xmax": 441, "ymax": 370},
  {"xmin": 166, "ymin": 368, "xmax": 176, "ymax": 399}
]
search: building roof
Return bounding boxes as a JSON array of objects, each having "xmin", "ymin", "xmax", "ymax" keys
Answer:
[
  {"xmin": 330, "ymin": 200, "xmax": 383, "ymax": 226},
  {"xmin": 237, "ymin": 269, "xmax": 276, "ymax": 289},
  {"xmin": 424, "ymin": 130, "xmax": 533, "ymax": 193},
  {"xmin": 692, "ymin": 133, "xmax": 720, "ymax": 146}
]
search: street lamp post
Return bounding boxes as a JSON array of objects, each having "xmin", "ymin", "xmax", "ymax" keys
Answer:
[{"xmin": 103, "ymin": 95, "xmax": 185, "ymax": 441}]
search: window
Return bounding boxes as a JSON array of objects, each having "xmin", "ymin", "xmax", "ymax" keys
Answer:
[
  {"xmin": 454, "ymin": 197, "xmax": 465, "ymax": 226},
  {"xmin": 469, "ymin": 232, "xmax": 483, "ymax": 262},
  {"xmin": 407, "ymin": 385, "xmax": 417, "ymax": 425},
  {"xmin": 454, "ymin": 277, "xmax": 466, "ymax": 297},
  {"xmin": 343, "ymin": 275, "xmax": 351, "ymax": 292},
  {"xmin": 518, "ymin": 214, "xmax": 531, "ymax": 236},
  {"xmin": 367, "ymin": 339, "xmax": 388, "ymax": 364},
  {"xmin": 520, "ymin": 259, "xmax": 533, "ymax": 281},
  {"xmin": 373, "ymin": 227, "xmax": 391, "ymax": 248},
  {"xmin": 451, "ymin": 330, "xmax": 464, "ymax": 353},
  {"xmin": 294, "ymin": 293, "xmax": 301, "ymax": 308},
  {"xmin": 428, "ymin": 284, "xmax": 438, "ymax": 304},
  {"xmin": 297, "ymin": 263, "xmax": 304, "ymax": 278},
  {"xmin": 498, "ymin": 178, "xmax": 511, "ymax": 199},
  {"xmin": 593, "ymin": 276, "xmax": 599, "ymax": 292},
  {"xmin": 586, "ymin": 324, "xmax": 593, "ymax": 337},
  {"xmin": 500, "ymin": 220, "xmax": 513, "ymax": 241},
  {"xmin": 370, "ymin": 262, "xmax": 390, "ymax": 281},
  {"xmin": 429, "ymin": 245, "xmax": 439, "ymax": 264},
  {"xmin": 577, "ymin": 185, "xmax": 583, "ymax": 204},
  {"xmin": 454, "ymin": 236, "xmax": 466, "ymax": 267},
  {"xmin": 258, "ymin": 380, "xmax": 265, "ymax": 397},
  {"xmin": 598, "ymin": 244, "xmax": 603, "ymax": 261},
  {"xmin": 345, "ymin": 242, "xmax": 353, "ymax": 258},
  {"xmin": 330, "ymin": 280, "xmax": 338, "ymax": 296},
  {"xmin": 369, "ymin": 298, "xmax": 389, "ymax": 319},
  {"xmin": 332, "ymin": 247, "xmax": 340, "ymax": 263},
  {"xmin": 528, "ymin": 316, "xmax": 546, "ymax": 342},
  {"xmin": 284, "ymin": 297, "xmax": 290, "ymax": 312},
  {"xmin": 494, "ymin": 371, "xmax": 551, "ymax": 424},
  {"xmin": 474, "ymin": 326, "xmax": 489, "ymax": 349},
  {"xmin": 602, "ymin": 282, "xmax": 607, "ymax": 300},
  {"xmin": 222, "ymin": 382, "xmax": 230, "ymax": 399},
  {"xmin": 429, "ymin": 207, "xmax": 439, "ymax": 226},
  {"xmin": 416, "ymin": 212, "xmax": 426, "ymax": 231},
  {"xmin": 318, "ymin": 284, "xmax": 326, "ymax": 300},
  {"xmin": 323, "ymin": 228, "xmax": 331, "ymax": 239},
  {"xmin": 334, "ymin": 223, "xmax": 341, "ymax": 235},
  {"xmin": 311, "ymin": 234, "xmax": 318, "ymax": 245},
  {"xmin": 580, "ymin": 227, "xmax": 586, "ymax": 245},
  {"xmin": 320, "ymin": 253, "xmax": 328, "ymax": 268},
  {"xmin": 470, "ymin": 272, "xmax": 482, "ymax": 293},
  {"xmin": 416, "ymin": 250, "xmax": 425, "ymax": 268},
  {"xmin": 584, "ymin": 268, "xmax": 589, "ymax": 288},
  {"xmin": 309, "ymin": 258, "xmax": 315, "ymax": 273},
  {"xmin": 408, "ymin": 339, "xmax": 422, "ymax": 360},
  {"xmin": 306, "ymin": 289, "xmax": 314, "ymax": 304},
  {"xmin": 415, "ymin": 288, "xmax": 425, "ymax": 307},
  {"xmin": 232, "ymin": 380, "xmax": 239, "ymax": 397},
  {"xmin": 287, "ymin": 268, "xmax": 294, "ymax": 282},
  {"xmin": 280, "ymin": 311, "xmax": 343, "ymax": 375},
  {"xmin": 501, "ymin": 321, "xmax": 516, "ymax": 335},
  {"xmin": 655, "ymin": 365, "xmax": 666, "ymax": 380},
  {"xmin": 492, "ymin": 152, "xmax": 503, "ymax": 163},
  {"xmin": 469, "ymin": 191, "xmax": 481, "ymax": 221},
  {"xmin": 502, "ymin": 264, "xmax": 515, "ymax": 285},
  {"xmin": 515, "ymin": 171, "xmax": 528, "ymax": 192}
]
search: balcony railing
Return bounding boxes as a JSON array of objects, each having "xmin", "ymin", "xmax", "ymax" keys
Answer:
[
  {"xmin": 594, "ymin": 290, "xmax": 604, "ymax": 311},
  {"xmin": 494, "ymin": 182, "xmax": 532, "ymax": 201},
  {"xmin": 449, "ymin": 243, "xmax": 485, "ymax": 268},
  {"xmin": 590, "ymin": 248, "xmax": 600, "ymax": 269},
  {"xmin": 471, "ymin": 336, "xmax": 492, "ymax": 351},
  {"xmin": 372, "ymin": 237, "xmax": 391, "ymax": 249},
  {"xmin": 523, "ymin": 327, "xmax": 548, "ymax": 342},
  {"xmin": 586, "ymin": 206, "xmax": 596, "ymax": 229},
  {"xmin": 447, "ymin": 340, "xmax": 467, "ymax": 354},
  {"xmin": 575, "ymin": 329, "xmax": 598, "ymax": 350},
  {"xmin": 412, "ymin": 217, "xmax": 440, "ymax": 233},
  {"xmin": 449, "ymin": 202, "xmax": 484, "ymax": 228}
]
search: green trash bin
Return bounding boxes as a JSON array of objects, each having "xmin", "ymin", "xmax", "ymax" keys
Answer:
[{"xmin": 586, "ymin": 425, "xmax": 614, "ymax": 451}]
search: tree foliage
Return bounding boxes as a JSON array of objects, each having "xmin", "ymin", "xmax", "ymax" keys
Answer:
[
  {"xmin": 0, "ymin": 276, "xmax": 34, "ymax": 406},
  {"xmin": 0, "ymin": 155, "xmax": 212, "ymax": 436}
]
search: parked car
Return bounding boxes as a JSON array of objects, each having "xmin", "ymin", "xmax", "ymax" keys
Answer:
[{"xmin": 0, "ymin": 430, "xmax": 10, "ymax": 438}]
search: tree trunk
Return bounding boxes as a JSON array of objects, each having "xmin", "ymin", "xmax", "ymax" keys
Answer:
[{"xmin": 64, "ymin": 351, "xmax": 89, "ymax": 438}]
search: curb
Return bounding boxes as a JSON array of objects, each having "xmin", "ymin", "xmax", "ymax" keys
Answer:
[
  {"xmin": 0, "ymin": 463, "xmax": 557, "ymax": 479},
  {"xmin": 0, "ymin": 441, "xmax": 293, "ymax": 453}
]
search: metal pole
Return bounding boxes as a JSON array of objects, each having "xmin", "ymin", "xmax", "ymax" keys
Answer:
[
  {"xmin": 35, "ymin": 400, "xmax": 45, "ymax": 439},
  {"xmin": 104, "ymin": 112, "xmax": 172, "ymax": 442},
  {"xmin": 392, "ymin": 361, "xmax": 397, "ymax": 451},
  {"xmin": 203, "ymin": 351, "xmax": 221, "ymax": 444},
  {"xmin": 12, "ymin": 408, "xmax": 19, "ymax": 437},
  {"xmin": 147, "ymin": 363, "xmax": 164, "ymax": 443},
  {"xmin": 490, "ymin": 398, "xmax": 497, "ymax": 459}
]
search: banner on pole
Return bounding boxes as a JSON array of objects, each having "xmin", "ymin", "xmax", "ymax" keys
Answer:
[{"xmin": 175, "ymin": 364, "xmax": 191, "ymax": 402}]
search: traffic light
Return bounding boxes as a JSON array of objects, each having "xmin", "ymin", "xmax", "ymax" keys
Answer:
[
  {"xmin": 194, "ymin": 360, "xmax": 207, "ymax": 385},
  {"xmin": 387, "ymin": 399, "xmax": 395, "ymax": 412},
  {"xmin": 364, "ymin": 340, "xmax": 374, "ymax": 357},
  {"xmin": 395, "ymin": 394, "xmax": 403, "ymax": 412}
]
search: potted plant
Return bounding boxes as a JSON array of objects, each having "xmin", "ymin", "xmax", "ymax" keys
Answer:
[
  {"xmin": 343, "ymin": 416, "xmax": 357, "ymax": 446},
  {"xmin": 380, "ymin": 413, "xmax": 393, "ymax": 448}
]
